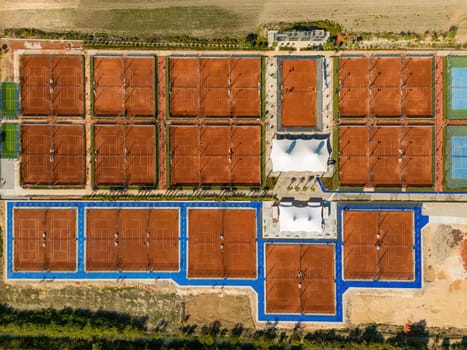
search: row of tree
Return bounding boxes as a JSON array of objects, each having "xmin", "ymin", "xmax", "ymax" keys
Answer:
[{"xmin": 1, "ymin": 304, "xmax": 467, "ymax": 349}]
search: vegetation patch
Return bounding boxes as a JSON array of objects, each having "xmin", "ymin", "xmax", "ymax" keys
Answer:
[
  {"xmin": 1, "ymin": 123, "xmax": 18, "ymax": 159},
  {"xmin": 1, "ymin": 82, "xmax": 18, "ymax": 118},
  {"xmin": 0, "ymin": 304, "xmax": 147, "ymax": 338},
  {"xmin": 0, "ymin": 308, "xmax": 463, "ymax": 350}
]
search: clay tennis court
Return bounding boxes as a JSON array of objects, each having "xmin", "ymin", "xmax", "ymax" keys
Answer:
[
  {"xmin": 369, "ymin": 57, "xmax": 401, "ymax": 117},
  {"xmin": 169, "ymin": 125, "xmax": 261, "ymax": 185},
  {"xmin": 93, "ymin": 125, "xmax": 156, "ymax": 186},
  {"xmin": 280, "ymin": 59, "xmax": 317, "ymax": 127},
  {"xmin": 401, "ymin": 57, "xmax": 433, "ymax": 117},
  {"xmin": 338, "ymin": 126, "xmax": 369, "ymax": 186},
  {"xmin": 265, "ymin": 244, "xmax": 335, "ymax": 315},
  {"xmin": 20, "ymin": 55, "xmax": 83, "ymax": 116},
  {"xmin": 93, "ymin": 56, "xmax": 155, "ymax": 117},
  {"xmin": 339, "ymin": 56, "xmax": 433, "ymax": 118},
  {"xmin": 169, "ymin": 57, "xmax": 260, "ymax": 118},
  {"xmin": 188, "ymin": 209, "xmax": 256, "ymax": 278},
  {"xmin": 21, "ymin": 124, "xmax": 85, "ymax": 186},
  {"xmin": 339, "ymin": 126, "xmax": 433, "ymax": 187},
  {"xmin": 343, "ymin": 210, "xmax": 414, "ymax": 280},
  {"xmin": 14, "ymin": 209, "xmax": 77, "ymax": 271},
  {"xmin": 339, "ymin": 57, "xmax": 370, "ymax": 117},
  {"xmin": 86, "ymin": 209, "xmax": 179, "ymax": 271}
]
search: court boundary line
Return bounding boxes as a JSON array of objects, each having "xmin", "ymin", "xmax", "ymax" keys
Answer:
[
  {"xmin": 20, "ymin": 55, "xmax": 84, "ymax": 117},
  {"xmin": 277, "ymin": 56, "xmax": 323, "ymax": 132},
  {"xmin": 447, "ymin": 56, "xmax": 467, "ymax": 119},
  {"xmin": 337, "ymin": 203, "xmax": 424, "ymax": 290},
  {"xmin": 186, "ymin": 207, "xmax": 258, "ymax": 280},
  {"xmin": 92, "ymin": 55, "xmax": 156, "ymax": 118},
  {"xmin": 340, "ymin": 210, "xmax": 415, "ymax": 281},
  {"xmin": 11, "ymin": 207, "xmax": 79, "ymax": 273},
  {"xmin": 84, "ymin": 208, "xmax": 181, "ymax": 273},
  {"xmin": 168, "ymin": 55, "xmax": 262, "ymax": 120}
]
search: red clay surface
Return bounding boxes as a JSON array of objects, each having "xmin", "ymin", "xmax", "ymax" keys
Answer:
[
  {"xmin": 20, "ymin": 55, "xmax": 83, "ymax": 116},
  {"xmin": 339, "ymin": 126, "xmax": 433, "ymax": 187},
  {"xmin": 188, "ymin": 209, "xmax": 256, "ymax": 278},
  {"xmin": 158, "ymin": 56, "xmax": 168, "ymax": 189},
  {"xmin": 86, "ymin": 209, "xmax": 179, "ymax": 271},
  {"xmin": 434, "ymin": 56, "xmax": 444, "ymax": 192},
  {"xmin": 21, "ymin": 124, "xmax": 85, "ymax": 186},
  {"xmin": 169, "ymin": 57, "xmax": 260, "ymax": 118},
  {"xmin": 94, "ymin": 125, "xmax": 156, "ymax": 186},
  {"xmin": 338, "ymin": 126, "xmax": 369, "ymax": 186},
  {"xmin": 281, "ymin": 59, "xmax": 317, "ymax": 127},
  {"xmin": 339, "ymin": 57, "xmax": 370, "ymax": 117},
  {"xmin": 339, "ymin": 56, "xmax": 433, "ymax": 118},
  {"xmin": 14, "ymin": 209, "xmax": 77, "ymax": 271},
  {"xmin": 93, "ymin": 56, "xmax": 155, "ymax": 117},
  {"xmin": 343, "ymin": 210, "xmax": 414, "ymax": 280},
  {"xmin": 370, "ymin": 57, "xmax": 401, "ymax": 117},
  {"xmin": 169, "ymin": 125, "xmax": 261, "ymax": 186},
  {"xmin": 266, "ymin": 244, "xmax": 335, "ymax": 314},
  {"xmin": 402, "ymin": 57, "xmax": 433, "ymax": 117}
]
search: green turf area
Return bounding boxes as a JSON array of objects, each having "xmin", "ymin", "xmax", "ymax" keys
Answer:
[
  {"xmin": 445, "ymin": 125, "xmax": 467, "ymax": 189},
  {"xmin": 1, "ymin": 83, "xmax": 18, "ymax": 118},
  {"xmin": 1, "ymin": 123, "xmax": 18, "ymax": 158},
  {"xmin": 446, "ymin": 56, "xmax": 467, "ymax": 120}
]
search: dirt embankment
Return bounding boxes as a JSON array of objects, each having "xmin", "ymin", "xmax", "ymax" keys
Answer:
[{"xmin": 346, "ymin": 224, "xmax": 467, "ymax": 329}]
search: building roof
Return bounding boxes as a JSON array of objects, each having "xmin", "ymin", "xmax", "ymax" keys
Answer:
[
  {"xmin": 279, "ymin": 202, "xmax": 323, "ymax": 233},
  {"xmin": 271, "ymin": 137, "xmax": 330, "ymax": 172}
]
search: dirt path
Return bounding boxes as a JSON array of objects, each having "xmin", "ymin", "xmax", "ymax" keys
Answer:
[
  {"xmin": 435, "ymin": 56, "xmax": 444, "ymax": 192},
  {"xmin": 158, "ymin": 56, "xmax": 167, "ymax": 190}
]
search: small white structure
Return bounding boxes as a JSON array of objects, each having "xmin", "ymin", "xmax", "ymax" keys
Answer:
[
  {"xmin": 262, "ymin": 200, "xmax": 337, "ymax": 239},
  {"xmin": 271, "ymin": 138, "xmax": 330, "ymax": 172},
  {"xmin": 279, "ymin": 202, "xmax": 323, "ymax": 233},
  {"xmin": 268, "ymin": 30, "xmax": 329, "ymax": 49}
]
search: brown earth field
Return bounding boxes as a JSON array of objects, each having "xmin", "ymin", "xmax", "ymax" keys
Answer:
[
  {"xmin": 0, "ymin": 0, "xmax": 466, "ymax": 39},
  {"xmin": 344, "ymin": 223, "xmax": 467, "ymax": 329}
]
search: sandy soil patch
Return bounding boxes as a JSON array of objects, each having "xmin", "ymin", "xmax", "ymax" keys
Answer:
[
  {"xmin": 183, "ymin": 292, "xmax": 256, "ymax": 330},
  {"xmin": 346, "ymin": 224, "xmax": 467, "ymax": 329}
]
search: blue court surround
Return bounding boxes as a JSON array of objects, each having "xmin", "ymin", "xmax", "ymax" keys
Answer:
[
  {"xmin": 6, "ymin": 200, "xmax": 427, "ymax": 323},
  {"xmin": 452, "ymin": 68, "xmax": 467, "ymax": 110},
  {"xmin": 337, "ymin": 203, "xmax": 426, "ymax": 292},
  {"xmin": 452, "ymin": 136, "xmax": 467, "ymax": 179}
]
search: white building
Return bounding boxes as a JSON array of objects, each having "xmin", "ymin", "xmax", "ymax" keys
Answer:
[
  {"xmin": 270, "ymin": 137, "xmax": 330, "ymax": 173},
  {"xmin": 278, "ymin": 200, "xmax": 323, "ymax": 233},
  {"xmin": 268, "ymin": 29, "xmax": 330, "ymax": 49}
]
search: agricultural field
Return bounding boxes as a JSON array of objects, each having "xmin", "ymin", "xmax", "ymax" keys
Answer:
[{"xmin": 0, "ymin": 0, "xmax": 466, "ymax": 39}]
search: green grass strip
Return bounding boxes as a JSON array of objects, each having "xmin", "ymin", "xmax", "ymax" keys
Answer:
[
  {"xmin": 1, "ymin": 83, "xmax": 18, "ymax": 118},
  {"xmin": 165, "ymin": 124, "xmax": 171, "ymax": 188},
  {"xmin": 1, "ymin": 123, "xmax": 18, "ymax": 158}
]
